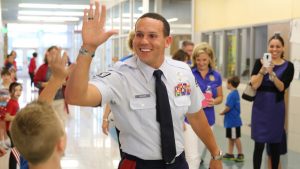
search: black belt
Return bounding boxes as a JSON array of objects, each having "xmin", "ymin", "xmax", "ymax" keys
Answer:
[{"xmin": 123, "ymin": 151, "xmax": 185, "ymax": 166}]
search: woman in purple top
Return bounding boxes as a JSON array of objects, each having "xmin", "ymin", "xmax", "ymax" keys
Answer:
[
  {"xmin": 184, "ymin": 42, "xmax": 223, "ymax": 169},
  {"xmin": 250, "ymin": 34, "xmax": 294, "ymax": 169}
]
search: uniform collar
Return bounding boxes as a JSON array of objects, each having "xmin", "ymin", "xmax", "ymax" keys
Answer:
[
  {"xmin": 123, "ymin": 55, "xmax": 138, "ymax": 68},
  {"xmin": 136, "ymin": 57, "xmax": 169, "ymax": 83}
]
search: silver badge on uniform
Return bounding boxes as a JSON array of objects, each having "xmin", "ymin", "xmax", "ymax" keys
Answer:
[
  {"xmin": 96, "ymin": 72, "xmax": 111, "ymax": 78},
  {"xmin": 135, "ymin": 94, "xmax": 150, "ymax": 98}
]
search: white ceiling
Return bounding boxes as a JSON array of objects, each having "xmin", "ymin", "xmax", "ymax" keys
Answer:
[{"xmin": 1, "ymin": 0, "xmax": 118, "ymax": 24}]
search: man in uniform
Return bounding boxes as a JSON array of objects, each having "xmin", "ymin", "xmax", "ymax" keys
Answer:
[{"xmin": 65, "ymin": 2, "xmax": 222, "ymax": 169}]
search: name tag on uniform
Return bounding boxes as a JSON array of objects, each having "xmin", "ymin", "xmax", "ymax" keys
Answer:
[
  {"xmin": 175, "ymin": 83, "xmax": 191, "ymax": 97},
  {"xmin": 135, "ymin": 94, "xmax": 151, "ymax": 98}
]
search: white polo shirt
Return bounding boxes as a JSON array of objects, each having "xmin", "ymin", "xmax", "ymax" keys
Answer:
[{"xmin": 90, "ymin": 56, "xmax": 204, "ymax": 160}]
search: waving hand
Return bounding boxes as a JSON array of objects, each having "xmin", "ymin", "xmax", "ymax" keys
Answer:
[{"xmin": 82, "ymin": 2, "xmax": 118, "ymax": 51}]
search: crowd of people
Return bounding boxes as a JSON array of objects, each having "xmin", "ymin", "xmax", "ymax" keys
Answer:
[
  {"xmin": 0, "ymin": 47, "xmax": 71, "ymax": 169},
  {"xmin": 0, "ymin": 2, "xmax": 295, "ymax": 169}
]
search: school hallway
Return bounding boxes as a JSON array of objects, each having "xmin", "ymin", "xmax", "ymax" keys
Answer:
[
  {"xmin": 61, "ymin": 110, "xmax": 300, "ymax": 169},
  {"xmin": 48, "ymin": 106, "xmax": 300, "ymax": 169}
]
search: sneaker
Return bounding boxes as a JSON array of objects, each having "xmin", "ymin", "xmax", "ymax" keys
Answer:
[
  {"xmin": 222, "ymin": 153, "xmax": 235, "ymax": 160},
  {"xmin": 235, "ymin": 154, "xmax": 244, "ymax": 162}
]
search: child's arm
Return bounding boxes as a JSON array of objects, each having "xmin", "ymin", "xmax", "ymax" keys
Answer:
[
  {"xmin": 4, "ymin": 100, "xmax": 17, "ymax": 121},
  {"xmin": 4, "ymin": 114, "xmax": 14, "ymax": 121},
  {"xmin": 38, "ymin": 48, "xmax": 72, "ymax": 103},
  {"xmin": 220, "ymin": 106, "xmax": 230, "ymax": 115}
]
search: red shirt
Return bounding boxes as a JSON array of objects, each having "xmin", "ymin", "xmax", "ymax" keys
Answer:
[
  {"xmin": 28, "ymin": 57, "xmax": 36, "ymax": 73},
  {"xmin": 34, "ymin": 63, "xmax": 48, "ymax": 94},
  {"xmin": 6, "ymin": 99, "xmax": 19, "ymax": 131},
  {"xmin": 4, "ymin": 60, "xmax": 17, "ymax": 70}
]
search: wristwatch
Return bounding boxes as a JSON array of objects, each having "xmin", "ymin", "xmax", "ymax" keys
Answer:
[
  {"xmin": 79, "ymin": 46, "xmax": 95, "ymax": 58},
  {"xmin": 211, "ymin": 150, "xmax": 223, "ymax": 160}
]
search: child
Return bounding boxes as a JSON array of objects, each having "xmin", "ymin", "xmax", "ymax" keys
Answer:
[
  {"xmin": 8, "ymin": 67, "xmax": 17, "ymax": 82},
  {"xmin": 0, "ymin": 68, "xmax": 12, "ymax": 142},
  {"xmin": 5, "ymin": 82, "xmax": 22, "ymax": 133},
  {"xmin": 0, "ymin": 68, "xmax": 12, "ymax": 106},
  {"xmin": 10, "ymin": 47, "xmax": 70, "ymax": 169},
  {"xmin": 220, "ymin": 76, "xmax": 244, "ymax": 162},
  {"xmin": 0, "ymin": 68, "xmax": 12, "ymax": 89},
  {"xmin": 3, "ymin": 82, "xmax": 22, "ymax": 169}
]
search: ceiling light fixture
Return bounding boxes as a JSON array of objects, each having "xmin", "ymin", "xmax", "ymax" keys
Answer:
[
  {"xmin": 18, "ymin": 16, "xmax": 80, "ymax": 22},
  {"xmin": 19, "ymin": 3, "xmax": 89, "ymax": 10},
  {"xmin": 167, "ymin": 18, "xmax": 178, "ymax": 23},
  {"xmin": 19, "ymin": 11, "xmax": 84, "ymax": 17}
]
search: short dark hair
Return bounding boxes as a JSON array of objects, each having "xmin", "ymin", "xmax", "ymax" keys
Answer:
[
  {"xmin": 182, "ymin": 40, "xmax": 194, "ymax": 47},
  {"xmin": 227, "ymin": 76, "xmax": 240, "ymax": 88},
  {"xmin": 136, "ymin": 13, "xmax": 170, "ymax": 37},
  {"xmin": 268, "ymin": 33, "xmax": 285, "ymax": 58},
  {"xmin": 33, "ymin": 52, "xmax": 38, "ymax": 57},
  {"xmin": 172, "ymin": 49, "xmax": 188, "ymax": 62},
  {"xmin": 44, "ymin": 46, "xmax": 58, "ymax": 64},
  {"xmin": 1, "ymin": 68, "xmax": 11, "ymax": 76},
  {"xmin": 9, "ymin": 82, "xmax": 22, "ymax": 94}
]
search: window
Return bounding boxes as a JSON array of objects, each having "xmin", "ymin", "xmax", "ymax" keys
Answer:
[
  {"xmin": 225, "ymin": 30, "xmax": 237, "ymax": 77},
  {"xmin": 201, "ymin": 25, "xmax": 268, "ymax": 80}
]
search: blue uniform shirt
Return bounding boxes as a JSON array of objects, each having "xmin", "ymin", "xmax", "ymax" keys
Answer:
[
  {"xmin": 224, "ymin": 89, "xmax": 242, "ymax": 128},
  {"xmin": 192, "ymin": 67, "xmax": 222, "ymax": 126}
]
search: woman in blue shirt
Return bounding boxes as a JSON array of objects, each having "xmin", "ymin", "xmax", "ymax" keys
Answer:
[{"xmin": 184, "ymin": 42, "xmax": 223, "ymax": 169}]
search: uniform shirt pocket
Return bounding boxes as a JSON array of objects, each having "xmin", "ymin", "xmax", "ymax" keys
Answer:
[
  {"xmin": 174, "ymin": 96, "xmax": 191, "ymax": 120},
  {"xmin": 129, "ymin": 97, "xmax": 156, "ymax": 127},
  {"xmin": 174, "ymin": 96, "xmax": 191, "ymax": 107},
  {"xmin": 130, "ymin": 97, "xmax": 155, "ymax": 110}
]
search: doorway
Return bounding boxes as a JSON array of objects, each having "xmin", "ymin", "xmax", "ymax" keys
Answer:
[{"xmin": 13, "ymin": 48, "xmax": 37, "ymax": 78}]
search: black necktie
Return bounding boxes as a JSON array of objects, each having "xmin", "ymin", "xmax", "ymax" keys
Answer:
[{"xmin": 153, "ymin": 69, "xmax": 176, "ymax": 163}]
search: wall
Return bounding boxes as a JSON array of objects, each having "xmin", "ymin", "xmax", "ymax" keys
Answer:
[
  {"xmin": 289, "ymin": 32, "xmax": 300, "ymax": 152},
  {"xmin": 0, "ymin": 1, "xmax": 4, "ymax": 67},
  {"xmin": 195, "ymin": 0, "xmax": 300, "ymax": 32},
  {"xmin": 195, "ymin": 0, "xmax": 300, "ymax": 152}
]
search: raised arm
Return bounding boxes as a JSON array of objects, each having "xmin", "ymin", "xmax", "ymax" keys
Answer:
[
  {"xmin": 38, "ymin": 48, "xmax": 70, "ymax": 103},
  {"xmin": 65, "ymin": 2, "xmax": 117, "ymax": 106}
]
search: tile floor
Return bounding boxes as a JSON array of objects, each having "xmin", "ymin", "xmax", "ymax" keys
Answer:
[{"xmin": 0, "ymin": 74, "xmax": 299, "ymax": 169}]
